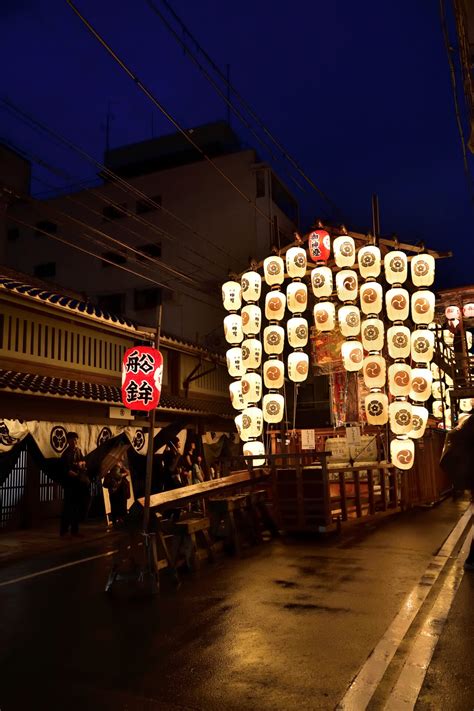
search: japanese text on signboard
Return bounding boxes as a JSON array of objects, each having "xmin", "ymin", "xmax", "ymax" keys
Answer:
[{"xmin": 121, "ymin": 346, "xmax": 163, "ymax": 412}]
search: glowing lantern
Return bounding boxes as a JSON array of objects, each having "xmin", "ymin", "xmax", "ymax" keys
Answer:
[
  {"xmin": 444, "ymin": 408, "xmax": 452, "ymax": 429},
  {"xmin": 263, "ymin": 359, "xmax": 285, "ymax": 389},
  {"xmin": 341, "ymin": 340, "xmax": 364, "ymax": 371},
  {"xmin": 241, "ymin": 271, "xmax": 261, "ymax": 303},
  {"xmin": 388, "ymin": 363, "xmax": 412, "ymax": 397},
  {"xmin": 445, "ymin": 305, "xmax": 461, "ymax": 321},
  {"xmin": 390, "ymin": 437, "xmax": 415, "ymax": 470},
  {"xmin": 234, "ymin": 413, "xmax": 245, "ymax": 440},
  {"xmin": 361, "ymin": 318, "xmax": 384, "ymax": 351},
  {"xmin": 241, "ymin": 304, "xmax": 262, "ymax": 336},
  {"xmin": 409, "ymin": 406, "xmax": 429, "ymax": 439},
  {"xmin": 229, "ymin": 380, "xmax": 246, "ymax": 410},
  {"xmin": 463, "ymin": 303, "xmax": 474, "ymax": 319},
  {"xmin": 360, "ymin": 282, "xmax": 383, "ymax": 315},
  {"xmin": 224, "ymin": 313, "xmax": 243, "ymax": 344},
  {"xmin": 409, "ymin": 367, "xmax": 432, "ymax": 402},
  {"xmin": 308, "ymin": 229, "xmax": 331, "ymax": 263},
  {"xmin": 467, "ymin": 331, "xmax": 473, "ymax": 349},
  {"xmin": 411, "ymin": 291, "xmax": 435, "ymax": 325},
  {"xmin": 263, "ymin": 325, "xmax": 285, "ymax": 355},
  {"xmin": 443, "ymin": 329, "xmax": 454, "ymax": 346},
  {"xmin": 262, "ymin": 393, "xmax": 285, "ymax": 423},
  {"xmin": 411, "ymin": 254, "xmax": 435, "ymax": 287},
  {"xmin": 365, "ymin": 392, "xmax": 389, "ymax": 425},
  {"xmin": 265, "ymin": 291, "xmax": 286, "ymax": 321},
  {"xmin": 311, "ymin": 266, "xmax": 333, "ymax": 298},
  {"xmin": 335, "ymin": 270, "xmax": 358, "ymax": 302},
  {"xmin": 313, "ymin": 301, "xmax": 336, "ymax": 331},
  {"xmin": 432, "ymin": 380, "xmax": 446, "ymax": 400},
  {"xmin": 241, "ymin": 372, "xmax": 262, "ymax": 405},
  {"xmin": 287, "ymin": 317, "xmax": 309, "ymax": 348},
  {"xmin": 338, "ymin": 306, "xmax": 361, "ymax": 338},
  {"xmin": 242, "ymin": 440, "xmax": 265, "ymax": 466},
  {"xmin": 358, "ymin": 245, "xmax": 381, "ymax": 279},
  {"xmin": 432, "ymin": 400, "xmax": 443, "ymax": 418},
  {"xmin": 387, "ymin": 325, "xmax": 411, "ymax": 359},
  {"xmin": 222, "ymin": 280, "xmax": 242, "ymax": 311},
  {"xmin": 263, "ymin": 256, "xmax": 285, "ymax": 286},
  {"xmin": 411, "ymin": 329, "xmax": 435, "ymax": 364},
  {"xmin": 287, "ymin": 282, "xmax": 308, "ymax": 313},
  {"xmin": 386, "ymin": 288, "xmax": 410, "ymax": 321},
  {"xmin": 460, "ymin": 398, "xmax": 473, "ymax": 412},
  {"xmin": 241, "ymin": 338, "xmax": 262, "ymax": 370},
  {"xmin": 333, "ymin": 236, "xmax": 356, "ymax": 267},
  {"xmin": 286, "ymin": 247, "xmax": 307, "ymax": 278},
  {"xmin": 389, "ymin": 400, "xmax": 413, "ymax": 435},
  {"xmin": 241, "ymin": 406, "xmax": 263, "ymax": 439},
  {"xmin": 431, "ymin": 362, "xmax": 440, "ymax": 379},
  {"xmin": 226, "ymin": 347, "xmax": 244, "ymax": 377},
  {"xmin": 362, "ymin": 355, "xmax": 386, "ymax": 389},
  {"xmin": 287, "ymin": 351, "xmax": 309, "ymax": 382},
  {"xmin": 384, "ymin": 250, "xmax": 408, "ymax": 285},
  {"xmin": 445, "ymin": 373, "xmax": 453, "ymax": 385}
]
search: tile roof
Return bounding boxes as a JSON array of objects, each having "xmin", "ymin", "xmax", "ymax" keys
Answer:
[{"xmin": 0, "ymin": 370, "xmax": 233, "ymax": 418}]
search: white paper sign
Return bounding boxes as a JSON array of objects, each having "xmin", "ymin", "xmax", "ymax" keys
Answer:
[
  {"xmin": 301, "ymin": 429, "xmax": 316, "ymax": 450},
  {"xmin": 346, "ymin": 425, "xmax": 361, "ymax": 447}
]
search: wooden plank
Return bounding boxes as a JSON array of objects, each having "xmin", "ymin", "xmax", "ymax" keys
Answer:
[
  {"xmin": 367, "ymin": 469, "xmax": 375, "ymax": 515},
  {"xmin": 354, "ymin": 470, "xmax": 362, "ymax": 517}
]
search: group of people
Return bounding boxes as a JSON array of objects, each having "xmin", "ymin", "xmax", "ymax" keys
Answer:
[{"xmin": 160, "ymin": 438, "xmax": 209, "ymax": 491}]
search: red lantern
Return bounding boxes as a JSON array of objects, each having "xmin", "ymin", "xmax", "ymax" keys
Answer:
[
  {"xmin": 308, "ymin": 230, "xmax": 331, "ymax": 263},
  {"xmin": 121, "ymin": 346, "xmax": 163, "ymax": 411}
]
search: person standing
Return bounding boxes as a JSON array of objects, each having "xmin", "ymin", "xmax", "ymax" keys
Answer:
[
  {"xmin": 59, "ymin": 431, "xmax": 89, "ymax": 537},
  {"xmin": 103, "ymin": 459, "xmax": 131, "ymax": 527}
]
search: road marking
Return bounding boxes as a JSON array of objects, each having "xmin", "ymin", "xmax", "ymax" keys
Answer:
[
  {"xmin": 337, "ymin": 504, "xmax": 473, "ymax": 710},
  {"xmin": 0, "ymin": 549, "xmax": 118, "ymax": 589},
  {"xmin": 383, "ymin": 531, "xmax": 471, "ymax": 710}
]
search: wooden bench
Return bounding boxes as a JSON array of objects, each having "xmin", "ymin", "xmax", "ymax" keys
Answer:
[{"xmin": 168, "ymin": 516, "xmax": 214, "ymax": 571}]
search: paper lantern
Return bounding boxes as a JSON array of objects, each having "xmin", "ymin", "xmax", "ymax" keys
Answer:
[
  {"xmin": 463, "ymin": 303, "xmax": 474, "ymax": 318},
  {"xmin": 443, "ymin": 329, "xmax": 454, "ymax": 346},
  {"xmin": 335, "ymin": 270, "xmax": 358, "ymax": 302},
  {"xmin": 409, "ymin": 367, "xmax": 432, "ymax": 402},
  {"xmin": 313, "ymin": 301, "xmax": 336, "ymax": 331},
  {"xmin": 411, "ymin": 291, "xmax": 435, "ymax": 325},
  {"xmin": 308, "ymin": 229, "xmax": 331, "ymax": 263},
  {"xmin": 390, "ymin": 437, "xmax": 415, "ymax": 470},
  {"xmin": 365, "ymin": 392, "xmax": 389, "ymax": 425},
  {"xmin": 286, "ymin": 246, "xmax": 307, "ymax": 278},
  {"xmin": 241, "ymin": 338, "xmax": 262, "ymax": 370},
  {"xmin": 241, "ymin": 406, "xmax": 263, "ymax": 439},
  {"xmin": 242, "ymin": 440, "xmax": 265, "ymax": 466},
  {"xmin": 333, "ymin": 236, "xmax": 355, "ymax": 267},
  {"xmin": 262, "ymin": 393, "xmax": 285, "ymax": 423},
  {"xmin": 263, "ymin": 325, "xmax": 285, "ymax": 355},
  {"xmin": 431, "ymin": 379, "xmax": 445, "ymax": 400},
  {"xmin": 409, "ymin": 406, "xmax": 429, "ymax": 439},
  {"xmin": 287, "ymin": 317, "xmax": 309, "ymax": 348},
  {"xmin": 432, "ymin": 400, "xmax": 444, "ymax": 418},
  {"xmin": 431, "ymin": 362, "xmax": 441, "ymax": 379},
  {"xmin": 241, "ymin": 304, "xmax": 262, "ymax": 336},
  {"xmin": 467, "ymin": 331, "xmax": 473, "ymax": 349},
  {"xmin": 241, "ymin": 372, "xmax": 262, "ymax": 404},
  {"xmin": 265, "ymin": 291, "xmax": 286, "ymax": 321},
  {"xmin": 444, "ymin": 408, "xmax": 452, "ymax": 429},
  {"xmin": 358, "ymin": 245, "xmax": 381, "ymax": 279},
  {"xmin": 445, "ymin": 305, "xmax": 461, "ymax": 321},
  {"xmin": 459, "ymin": 412, "xmax": 470, "ymax": 426},
  {"xmin": 387, "ymin": 325, "xmax": 411, "ymax": 359},
  {"xmin": 263, "ymin": 255, "xmax": 285, "ymax": 286},
  {"xmin": 263, "ymin": 359, "xmax": 285, "ymax": 389},
  {"xmin": 338, "ymin": 305, "xmax": 361, "ymax": 338},
  {"xmin": 224, "ymin": 313, "xmax": 243, "ymax": 344},
  {"xmin": 445, "ymin": 389, "xmax": 452, "ymax": 406},
  {"xmin": 388, "ymin": 362, "xmax": 412, "ymax": 397},
  {"xmin": 362, "ymin": 355, "xmax": 386, "ymax": 389},
  {"xmin": 222, "ymin": 280, "xmax": 242, "ymax": 312},
  {"xmin": 384, "ymin": 250, "xmax": 408, "ymax": 285},
  {"xmin": 287, "ymin": 282, "xmax": 308, "ymax": 313},
  {"xmin": 229, "ymin": 380, "xmax": 246, "ymax": 411},
  {"xmin": 445, "ymin": 373, "xmax": 453, "ymax": 385},
  {"xmin": 241, "ymin": 271, "xmax": 261, "ymax": 303},
  {"xmin": 360, "ymin": 282, "xmax": 383, "ymax": 315},
  {"xmin": 389, "ymin": 400, "xmax": 413, "ymax": 435},
  {"xmin": 287, "ymin": 351, "xmax": 309, "ymax": 382},
  {"xmin": 386, "ymin": 288, "xmax": 410, "ymax": 322},
  {"xmin": 411, "ymin": 254, "xmax": 435, "ymax": 287},
  {"xmin": 361, "ymin": 318, "xmax": 384, "ymax": 351},
  {"xmin": 411, "ymin": 329, "xmax": 435, "ymax": 364},
  {"xmin": 311, "ymin": 266, "xmax": 333, "ymax": 298},
  {"xmin": 341, "ymin": 340, "xmax": 364, "ymax": 371},
  {"xmin": 226, "ymin": 347, "xmax": 244, "ymax": 377},
  {"xmin": 234, "ymin": 413, "xmax": 245, "ymax": 440},
  {"xmin": 460, "ymin": 398, "xmax": 473, "ymax": 412}
]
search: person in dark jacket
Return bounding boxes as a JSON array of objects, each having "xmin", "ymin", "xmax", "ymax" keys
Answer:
[
  {"xmin": 440, "ymin": 414, "xmax": 474, "ymax": 570},
  {"xmin": 59, "ymin": 432, "xmax": 89, "ymax": 537},
  {"xmin": 103, "ymin": 462, "xmax": 131, "ymax": 527}
]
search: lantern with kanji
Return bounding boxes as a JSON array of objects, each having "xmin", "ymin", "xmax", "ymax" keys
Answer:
[{"xmin": 121, "ymin": 346, "xmax": 163, "ymax": 412}]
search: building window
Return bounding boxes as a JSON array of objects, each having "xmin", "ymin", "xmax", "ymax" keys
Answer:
[
  {"xmin": 137, "ymin": 242, "xmax": 162, "ymax": 260},
  {"xmin": 35, "ymin": 220, "xmax": 57, "ymax": 237},
  {"xmin": 101, "ymin": 251, "xmax": 127, "ymax": 268},
  {"xmin": 256, "ymin": 170, "xmax": 266, "ymax": 198},
  {"xmin": 34, "ymin": 262, "xmax": 56, "ymax": 278},
  {"xmin": 134, "ymin": 287, "xmax": 162, "ymax": 311},
  {"xmin": 7, "ymin": 228, "xmax": 19, "ymax": 241},
  {"xmin": 102, "ymin": 203, "xmax": 127, "ymax": 221},
  {"xmin": 97, "ymin": 293, "xmax": 125, "ymax": 314},
  {"xmin": 136, "ymin": 195, "xmax": 161, "ymax": 214}
]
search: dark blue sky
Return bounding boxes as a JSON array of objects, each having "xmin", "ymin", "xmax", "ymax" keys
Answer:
[{"xmin": 1, "ymin": 0, "xmax": 472, "ymax": 288}]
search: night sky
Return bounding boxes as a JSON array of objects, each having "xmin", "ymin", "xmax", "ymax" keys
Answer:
[{"xmin": 1, "ymin": 0, "xmax": 473, "ymax": 288}]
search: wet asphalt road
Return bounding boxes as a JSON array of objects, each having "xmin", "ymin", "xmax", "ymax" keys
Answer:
[{"xmin": 0, "ymin": 499, "xmax": 471, "ymax": 711}]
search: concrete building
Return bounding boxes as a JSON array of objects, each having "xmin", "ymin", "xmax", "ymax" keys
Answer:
[{"xmin": 3, "ymin": 122, "xmax": 299, "ymax": 348}]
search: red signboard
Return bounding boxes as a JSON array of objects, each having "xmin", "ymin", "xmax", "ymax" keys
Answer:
[
  {"xmin": 308, "ymin": 230, "xmax": 331, "ymax": 263},
  {"xmin": 121, "ymin": 346, "xmax": 163, "ymax": 412}
]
